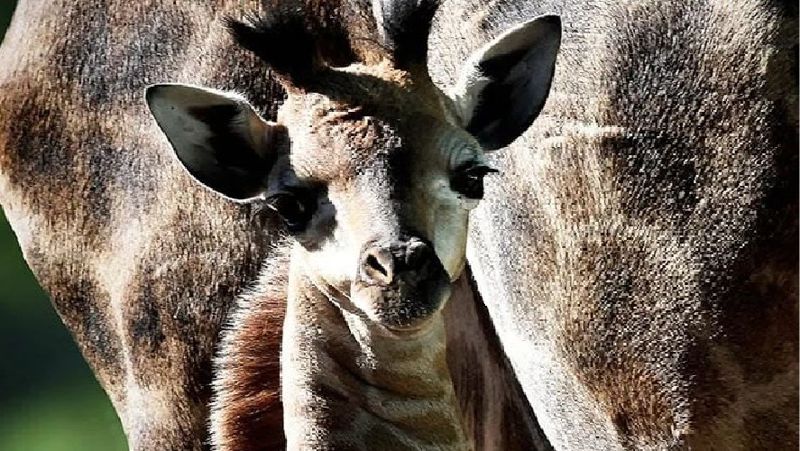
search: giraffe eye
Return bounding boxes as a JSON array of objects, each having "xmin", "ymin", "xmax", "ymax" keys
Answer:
[
  {"xmin": 450, "ymin": 163, "xmax": 499, "ymax": 200},
  {"xmin": 266, "ymin": 190, "xmax": 315, "ymax": 233}
]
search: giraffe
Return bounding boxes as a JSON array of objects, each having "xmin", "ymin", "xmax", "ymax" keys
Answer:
[
  {"xmin": 432, "ymin": 0, "xmax": 798, "ymax": 449},
  {"xmin": 0, "ymin": 0, "xmax": 795, "ymax": 449},
  {"xmin": 144, "ymin": 3, "xmax": 560, "ymax": 448}
]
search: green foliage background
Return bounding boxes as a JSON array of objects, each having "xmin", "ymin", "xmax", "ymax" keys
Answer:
[{"xmin": 0, "ymin": 2, "xmax": 127, "ymax": 450}]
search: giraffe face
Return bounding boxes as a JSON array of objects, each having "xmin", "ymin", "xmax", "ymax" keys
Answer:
[
  {"xmin": 146, "ymin": 11, "xmax": 561, "ymax": 334},
  {"xmin": 266, "ymin": 81, "xmax": 491, "ymax": 331}
]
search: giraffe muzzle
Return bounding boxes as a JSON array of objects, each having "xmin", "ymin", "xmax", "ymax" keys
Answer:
[{"xmin": 353, "ymin": 237, "xmax": 452, "ymax": 332}]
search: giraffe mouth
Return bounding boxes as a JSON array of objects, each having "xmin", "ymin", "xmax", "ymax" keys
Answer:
[
  {"xmin": 350, "ymin": 234, "xmax": 453, "ymax": 334},
  {"xmin": 351, "ymin": 263, "xmax": 452, "ymax": 334},
  {"xmin": 380, "ymin": 319, "xmax": 440, "ymax": 338}
]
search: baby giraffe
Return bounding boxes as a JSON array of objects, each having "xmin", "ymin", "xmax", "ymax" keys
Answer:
[{"xmin": 145, "ymin": 1, "xmax": 560, "ymax": 449}]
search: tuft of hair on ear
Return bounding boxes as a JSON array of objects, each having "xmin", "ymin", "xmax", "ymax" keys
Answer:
[
  {"xmin": 227, "ymin": 3, "xmax": 356, "ymax": 86},
  {"xmin": 373, "ymin": 0, "xmax": 440, "ymax": 70}
]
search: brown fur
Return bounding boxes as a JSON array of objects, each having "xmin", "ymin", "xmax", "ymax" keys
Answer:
[
  {"xmin": 211, "ymin": 241, "xmax": 290, "ymax": 450},
  {"xmin": 0, "ymin": 1, "xmax": 284, "ymax": 449},
  {"xmin": 444, "ymin": 268, "xmax": 553, "ymax": 450},
  {"xmin": 433, "ymin": 0, "xmax": 798, "ymax": 449}
]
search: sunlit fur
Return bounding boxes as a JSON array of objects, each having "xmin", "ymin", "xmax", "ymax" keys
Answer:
[
  {"xmin": 270, "ymin": 66, "xmax": 483, "ymax": 285},
  {"xmin": 432, "ymin": 0, "xmax": 798, "ymax": 449},
  {"xmin": 250, "ymin": 60, "xmax": 483, "ymax": 451}
]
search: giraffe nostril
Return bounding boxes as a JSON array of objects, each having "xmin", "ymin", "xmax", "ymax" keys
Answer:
[
  {"xmin": 361, "ymin": 247, "xmax": 395, "ymax": 285},
  {"xmin": 360, "ymin": 239, "xmax": 438, "ymax": 286},
  {"xmin": 405, "ymin": 241, "xmax": 430, "ymax": 271},
  {"xmin": 366, "ymin": 254, "xmax": 387, "ymax": 277}
]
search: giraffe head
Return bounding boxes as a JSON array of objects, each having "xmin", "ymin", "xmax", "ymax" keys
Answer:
[{"xmin": 145, "ymin": 2, "xmax": 561, "ymax": 334}]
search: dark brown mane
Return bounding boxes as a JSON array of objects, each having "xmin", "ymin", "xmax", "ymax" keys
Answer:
[
  {"xmin": 227, "ymin": 0, "xmax": 441, "ymax": 85},
  {"xmin": 211, "ymin": 241, "xmax": 291, "ymax": 451},
  {"xmin": 227, "ymin": 2, "xmax": 357, "ymax": 84}
]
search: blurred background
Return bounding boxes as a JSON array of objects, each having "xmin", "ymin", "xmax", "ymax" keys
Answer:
[{"xmin": 0, "ymin": 2, "xmax": 127, "ymax": 450}]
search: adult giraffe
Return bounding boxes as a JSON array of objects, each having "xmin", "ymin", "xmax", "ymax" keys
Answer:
[
  {"xmin": 431, "ymin": 0, "xmax": 798, "ymax": 448},
  {"xmin": 0, "ymin": 0, "xmax": 796, "ymax": 450},
  {"xmin": 0, "ymin": 2, "xmax": 280, "ymax": 449}
]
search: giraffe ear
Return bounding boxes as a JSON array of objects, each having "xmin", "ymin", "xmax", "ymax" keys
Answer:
[
  {"xmin": 449, "ymin": 15, "xmax": 561, "ymax": 150},
  {"xmin": 146, "ymin": 84, "xmax": 286, "ymax": 201}
]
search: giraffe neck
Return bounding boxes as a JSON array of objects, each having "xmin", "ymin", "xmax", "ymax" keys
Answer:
[{"xmin": 282, "ymin": 270, "xmax": 471, "ymax": 450}]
